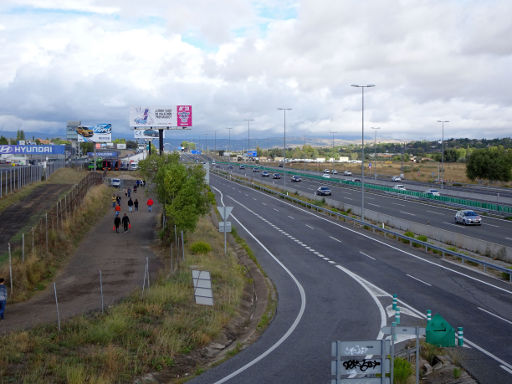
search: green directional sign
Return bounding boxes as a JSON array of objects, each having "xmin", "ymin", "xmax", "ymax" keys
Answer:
[{"xmin": 426, "ymin": 314, "xmax": 455, "ymax": 347}]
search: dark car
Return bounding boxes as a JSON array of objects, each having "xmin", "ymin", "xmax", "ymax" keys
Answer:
[
  {"xmin": 261, "ymin": 171, "xmax": 270, "ymax": 177},
  {"xmin": 253, "ymin": 167, "xmax": 260, "ymax": 172},
  {"xmin": 291, "ymin": 175, "xmax": 302, "ymax": 182},
  {"xmin": 273, "ymin": 173, "xmax": 281, "ymax": 179},
  {"xmin": 239, "ymin": 165, "xmax": 245, "ymax": 169},
  {"xmin": 455, "ymin": 210, "xmax": 482, "ymax": 225},
  {"xmin": 316, "ymin": 186, "xmax": 332, "ymax": 196}
]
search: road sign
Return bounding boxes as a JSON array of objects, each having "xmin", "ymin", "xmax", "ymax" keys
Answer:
[
  {"xmin": 219, "ymin": 221, "xmax": 232, "ymax": 233},
  {"xmin": 337, "ymin": 378, "xmax": 390, "ymax": 384},
  {"xmin": 426, "ymin": 314, "xmax": 455, "ymax": 347},
  {"xmin": 381, "ymin": 326, "xmax": 425, "ymax": 336},
  {"xmin": 217, "ymin": 206, "xmax": 233, "ymax": 220},
  {"xmin": 332, "ymin": 358, "xmax": 390, "ymax": 375},
  {"xmin": 337, "ymin": 340, "xmax": 386, "ymax": 356}
]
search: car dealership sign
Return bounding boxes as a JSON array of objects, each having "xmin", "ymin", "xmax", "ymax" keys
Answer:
[
  {"xmin": 0, "ymin": 145, "xmax": 65, "ymax": 154},
  {"xmin": 130, "ymin": 105, "xmax": 192, "ymax": 129}
]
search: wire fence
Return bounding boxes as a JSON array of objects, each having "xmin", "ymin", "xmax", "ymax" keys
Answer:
[
  {"xmin": 3, "ymin": 172, "xmax": 103, "ymax": 297},
  {"xmin": 0, "ymin": 160, "xmax": 67, "ymax": 199}
]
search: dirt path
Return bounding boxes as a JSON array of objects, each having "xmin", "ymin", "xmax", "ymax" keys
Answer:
[
  {"xmin": 0, "ymin": 189, "xmax": 160, "ymax": 333},
  {"xmin": 0, "ymin": 184, "xmax": 71, "ymax": 250}
]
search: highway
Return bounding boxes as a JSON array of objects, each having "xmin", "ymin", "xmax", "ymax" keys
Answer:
[
  {"xmin": 189, "ymin": 171, "xmax": 512, "ymax": 383},
  {"xmin": 223, "ymin": 164, "xmax": 512, "ymax": 249}
]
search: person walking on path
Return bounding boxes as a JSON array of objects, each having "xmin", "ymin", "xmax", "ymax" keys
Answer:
[
  {"xmin": 127, "ymin": 188, "xmax": 131, "ymax": 198},
  {"xmin": 134, "ymin": 199, "xmax": 139, "ymax": 212},
  {"xmin": 115, "ymin": 203, "xmax": 121, "ymax": 216},
  {"xmin": 127, "ymin": 198, "xmax": 134, "ymax": 212},
  {"xmin": 147, "ymin": 198, "xmax": 154, "ymax": 212},
  {"xmin": 0, "ymin": 278, "xmax": 7, "ymax": 320},
  {"xmin": 121, "ymin": 213, "xmax": 130, "ymax": 232},
  {"xmin": 114, "ymin": 216, "xmax": 121, "ymax": 233},
  {"xmin": 111, "ymin": 194, "xmax": 116, "ymax": 208},
  {"xmin": 116, "ymin": 195, "xmax": 121, "ymax": 205}
]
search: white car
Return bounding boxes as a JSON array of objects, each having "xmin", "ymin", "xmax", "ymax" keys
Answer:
[
  {"xmin": 322, "ymin": 173, "xmax": 331, "ymax": 179},
  {"xmin": 455, "ymin": 210, "xmax": 482, "ymax": 225},
  {"xmin": 425, "ymin": 188, "xmax": 440, "ymax": 197},
  {"xmin": 393, "ymin": 184, "xmax": 406, "ymax": 191},
  {"xmin": 392, "ymin": 176, "xmax": 401, "ymax": 182},
  {"xmin": 331, "ymin": 169, "xmax": 338, "ymax": 174},
  {"xmin": 111, "ymin": 178, "xmax": 121, "ymax": 188},
  {"xmin": 323, "ymin": 169, "xmax": 331, "ymax": 173},
  {"xmin": 343, "ymin": 170, "xmax": 352, "ymax": 176}
]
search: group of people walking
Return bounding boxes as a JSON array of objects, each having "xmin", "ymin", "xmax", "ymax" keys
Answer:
[{"xmin": 111, "ymin": 185, "xmax": 155, "ymax": 234}]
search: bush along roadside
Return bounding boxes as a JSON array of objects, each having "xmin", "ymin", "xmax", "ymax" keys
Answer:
[{"xmin": 0, "ymin": 215, "xmax": 249, "ymax": 383}]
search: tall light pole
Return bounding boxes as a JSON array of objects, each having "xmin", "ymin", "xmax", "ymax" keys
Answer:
[
  {"xmin": 278, "ymin": 107, "xmax": 292, "ymax": 188},
  {"xmin": 226, "ymin": 127, "xmax": 233, "ymax": 154},
  {"xmin": 351, "ymin": 83, "xmax": 375, "ymax": 223},
  {"xmin": 371, "ymin": 127, "xmax": 380, "ymax": 179},
  {"xmin": 329, "ymin": 131, "xmax": 337, "ymax": 164},
  {"xmin": 437, "ymin": 120, "xmax": 449, "ymax": 189},
  {"xmin": 244, "ymin": 119, "xmax": 254, "ymax": 156},
  {"xmin": 214, "ymin": 130, "xmax": 217, "ymax": 154}
]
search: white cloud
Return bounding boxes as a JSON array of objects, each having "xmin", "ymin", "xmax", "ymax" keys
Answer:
[{"xmin": 0, "ymin": 0, "xmax": 511, "ymax": 141}]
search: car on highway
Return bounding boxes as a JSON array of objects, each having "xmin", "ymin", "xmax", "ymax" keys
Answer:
[
  {"xmin": 261, "ymin": 171, "xmax": 270, "ymax": 177},
  {"xmin": 272, "ymin": 173, "xmax": 281, "ymax": 179},
  {"xmin": 111, "ymin": 178, "xmax": 121, "ymax": 188},
  {"xmin": 392, "ymin": 176, "xmax": 402, "ymax": 182},
  {"xmin": 343, "ymin": 170, "xmax": 352, "ymax": 176},
  {"xmin": 353, "ymin": 177, "xmax": 361, "ymax": 182},
  {"xmin": 291, "ymin": 175, "xmax": 302, "ymax": 182},
  {"xmin": 393, "ymin": 184, "xmax": 406, "ymax": 191},
  {"xmin": 331, "ymin": 169, "xmax": 338, "ymax": 174},
  {"xmin": 239, "ymin": 165, "xmax": 245, "ymax": 169},
  {"xmin": 322, "ymin": 173, "xmax": 331, "ymax": 178},
  {"xmin": 455, "ymin": 210, "xmax": 482, "ymax": 225},
  {"xmin": 323, "ymin": 169, "xmax": 330, "ymax": 173},
  {"xmin": 425, "ymin": 188, "xmax": 440, "ymax": 197},
  {"xmin": 316, "ymin": 186, "xmax": 332, "ymax": 196},
  {"xmin": 253, "ymin": 167, "xmax": 260, "ymax": 172}
]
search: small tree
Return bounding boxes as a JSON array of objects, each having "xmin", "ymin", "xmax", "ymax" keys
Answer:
[{"xmin": 466, "ymin": 147, "xmax": 512, "ymax": 181}]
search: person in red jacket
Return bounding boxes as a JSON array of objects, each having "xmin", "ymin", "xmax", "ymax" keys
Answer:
[
  {"xmin": 147, "ymin": 198, "xmax": 154, "ymax": 212},
  {"xmin": 115, "ymin": 203, "xmax": 121, "ymax": 216}
]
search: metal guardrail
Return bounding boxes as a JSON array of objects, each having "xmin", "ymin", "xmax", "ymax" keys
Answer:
[
  {"xmin": 213, "ymin": 168, "xmax": 512, "ymax": 282},
  {"xmin": 217, "ymin": 161, "xmax": 512, "ymax": 215}
]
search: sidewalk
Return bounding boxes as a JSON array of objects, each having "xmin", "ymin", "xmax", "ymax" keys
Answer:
[{"xmin": 1, "ymin": 192, "xmax": 160, "ymax": 333}]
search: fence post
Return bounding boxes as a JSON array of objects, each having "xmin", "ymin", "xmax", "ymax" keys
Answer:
[
  {"xmin": 53, "ymin": 282, "xmax": 61, "ymax": 332},
  {"xmin": 45, "ymin": 213, "xmax": 48, "ymax": 253},
  {"xmin": 8, "ymin": 243, "xmax": 13, "ymax": 296},
  {"xmin": 181, "ymin": 231, "xmax": 185, "ymax": 261},
  {"xmin": 99, "ymin": 270, "xmax": 104, "ymax": 314},
  {"xmin": 22, "ymin": 233, "xmax": 25, "ymax": 262},
  {"xmin": 32, "ymin": 227, "xmax": 35, "ymax": 256}
]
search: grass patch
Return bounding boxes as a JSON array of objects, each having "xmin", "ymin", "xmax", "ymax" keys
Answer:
[
  {"xmin": 189, "ymin": 241, "xmax": 212, "ymax": 255},
  {"xmin": 501, "ymin": 266, "xmax": 512, "ymax": 280},
  {"xmin": 0, "ymin": 215, "xmax": 247, "ymax": 383},
  {"xmin": 393, "ymin": 357, "xmax": 413, "ymax": 384}
]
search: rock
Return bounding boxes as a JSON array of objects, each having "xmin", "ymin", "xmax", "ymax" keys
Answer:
[
  {"xmin": 210, "ymin": 342, "xmax": 226, "ymax": 350},
  {"xmin": 134, "ymin": 373, "xmax": 159, "ymax": 384},
  {"xmin": 422, "ymin": 362, "xmax": 433, "ymax": 376}
]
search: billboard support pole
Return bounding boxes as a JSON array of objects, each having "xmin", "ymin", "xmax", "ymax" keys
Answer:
[{"xmin": 159, "ymin": 129, "xmax": 164, "ymax": 156}]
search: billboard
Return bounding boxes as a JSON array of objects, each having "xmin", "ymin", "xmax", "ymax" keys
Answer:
[
  {"xmin": 130, "ymin": 106, "xmax": 192, "ymax": 129},
  {"xmin": 116, "ymin": 143, "xmax": 127, "ymax": 150},
  {"xmin": 246, "ymin": 151, "xmax": 257, "ymax": 157},
  {"xmin": 87, "ymin": 151, "xmax": 118, "ymax": 158},
  {"xmin": 77, "ymin": 124, "xmax": 112, "ymax": 143},
  {"xmin": 0, "ymin": 145, "xmax": 65, "ymax": 155},
  {"xmin": 134, "ymin": 129, "xmax": 165, "ymax": 139}
]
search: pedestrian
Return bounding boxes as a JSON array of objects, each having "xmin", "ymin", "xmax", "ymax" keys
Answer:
[
  {"xmin": 128, "ymin": 197, "xmax": 133, "ymax": 212},
  {"xmin": 147, "ymin": 198, "xmax": 154, "ymax": 212},
  {"xmin": 0, "ymin": 278, "xmax": 7, "ymax": 320},
  {"xmin": 115, "ymin": 203, "xmax": 121, "ymax": 216},
  {"xmin": 124, "ymin": 188, "xmax": 128, "ymax": 197},
  {"xmin": 122, "ymin": 213, "xmax": 130, "ymax": 232},
  {"xmin": 134, "ymin": 198, "xmax": 139, "ymax": 212},
  {"xmin": 127, "ymin": 188, "xmax": 131, "ymax": 198},
  {"xmin": 116, "ymin": 195, "xmax": 121, "ymax": 205},
  {"xmin": 111, "ymin": 194, "xmax": 116, "ymax": 208},
  {"xmin": 133, "ymin": 184, "xmax": 137, "ymax": 193},
  {"xmin": 114, "ymin": 215, "xmax": 121, "ymax": 233}
]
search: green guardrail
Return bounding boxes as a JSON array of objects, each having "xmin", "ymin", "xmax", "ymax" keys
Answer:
[{"xmin": 218, "ymin": 161, "xmax": 512, "ymax": 214}]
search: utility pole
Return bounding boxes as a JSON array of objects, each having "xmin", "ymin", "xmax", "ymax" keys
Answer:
[
  {"xmin": 329, "ymin": 131, "xmax": 336, "ymax": 164},
  {"xmin": 226, "ymin": 128, "xmax": 233, "ymax": 153},
  {"xmin": 371, "ymin": 127, "xmax": 380, "ymax": 179},
  {"xmin": 437, "ymin": 120, "xmax": 449, "ymax": 188},
  {"xmin": 278, "ymin": 108, "xmax": 292, "ymax": 189},
  {"xmin": 244, "ymin": 119, "xmax": 254, "ymax": 154}
]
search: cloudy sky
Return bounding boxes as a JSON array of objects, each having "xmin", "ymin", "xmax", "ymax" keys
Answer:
[{"xmin": 1, "ymin": 0, "xmax": 511, "ymax": 143}]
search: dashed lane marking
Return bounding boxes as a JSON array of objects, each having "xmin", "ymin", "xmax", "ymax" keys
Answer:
[
  {"xmin": 406, "ymin": 274, "xmax": 432, "ymax": 286},
  {"xmin": 359, "ymin": 251, "xmax": 376, "ymax": 260}
]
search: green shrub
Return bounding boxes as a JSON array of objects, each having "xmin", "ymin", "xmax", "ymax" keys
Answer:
[
  {"xmin": 189, "ymin": 241, "xmax": 212, "ymax": 255},
  {"xmin": 453, "ymin": 367, "xmax": 461, "ymax": 379},
  {"xmin": 393, "ymin": 357, "xmax": 413, "ymax": 384},
  {"xmin": 404, "ymin": 231, "xmax": 415, "ymax": 238},
  {"xmin": 501, "ymin": 266, "xmax": 512, "ymax": 280},
  {"xmin": 417, "ymin": 235, "xmax": 428, "ymax": 242}
]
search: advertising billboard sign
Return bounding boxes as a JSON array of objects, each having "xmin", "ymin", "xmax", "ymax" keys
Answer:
[
  {"xmin": 76, "ymin": 124, "xmax": 112, "ymax": 143},
  {"xmin": 130, "ymin": 106, "xmax": 192, "ymax": 129},
  {"xmin": 87, "ymin": 151, "xmax": 118, "ymax": 158},
  {"xmin": 0, "ymin": 145, "xmax": 65, "ymax": 155},
  {"xmin": 134, "ymin": 129, "xmax": 165, "ymax": 139},
  {"xmin": 116, "ymin": 143, "xmax": 127, "ymax": 150}
]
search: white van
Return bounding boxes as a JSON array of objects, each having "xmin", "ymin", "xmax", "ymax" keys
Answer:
[
  {"xmin": 111, "ymin": 178, "xmax": 121, "ymax": 188},
  {"xmin": 129, "ymin": 162, "xmax": 139, "ymax": 171}
]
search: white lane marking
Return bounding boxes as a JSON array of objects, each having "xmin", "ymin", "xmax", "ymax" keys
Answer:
[
  {"xmin": 211, "ymin": 187, "xmax": 306, "ymax": 384},
  {"xmin": 501, "ymin": 365, "xmax": 512, "ymax": 375},
  {"xmin": 213, "ymin": 174, "xmax": 512, "ymax": 296},
  {"xmin": 477, "ymin": 307, "xmax": 512, "ymax": 325},
  {"xmin": 406, "ymin": 274, "xmax": 432, "ymax": 286},
  {"xmin": 426, "ymin": 210, "xmax": 444, "ymax": 215},
  {"xmin": 359, "ymin": 251, "xmax": 376, "ymax": 260},
  {"xmin": 262, "ymin": 202, "xmax": 267, "ymax": 206},
  {"xmin": 245, "ymin": 194, "xmax": 249, "ymax": 197},
  {"xmin": 485, "ymin": 223, "xmax": 499, "ymax": 228},
  {"xmin": 368, "ymin": 203, "xmax": 380, "ymax": 207},
  {"xmin": 345, "ymin": 197, "xmax": 353, "ymax": 201},
  {"xmin": 328, "ymin": 260, "xmax": 336, "ymax": 264},
  {"xmin": 366, "ymin": 196, "xmax": 375, "ymax": 200},
  {"xmin": 399, "ymin": 210, "xmax": 416, "ymax": 216},
  {"xmin": 288, "ymin": 216, "xmax": 295, "ymax": 220},
  {"xmin": 305, "ymin": 224, "xmax": 314, "ymax": 230},
  {"xmin": 392, "ymin": 202, "xmax": 405, "ymax": 207},
  {"xmin": 443, "ymin": 221, "xmax": 461, "ymax": 228},
  {"xmin": 273, "ymin": 208, "xmax": 279, "ymax": 212},
  {"xmin": 506, "ymin": 237, "xmax": 512, "ymax": 241},
  {"xmin": 329, "ymin": 236, "xmax": 342, "ymax": 243},
  {"xmin": 253, "ymin": 198, "xmax": 257, "ymax": 201}
]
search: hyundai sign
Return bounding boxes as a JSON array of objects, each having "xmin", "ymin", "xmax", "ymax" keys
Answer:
[
  {"xmin": 246, "ymin": 151, "xmax": 257, "ymax": 157},
  {"xmin": 0, "ymin": 145, "xmax": 65, "ymax": 155}
]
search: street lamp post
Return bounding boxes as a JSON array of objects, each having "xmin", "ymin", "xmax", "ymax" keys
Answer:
[
  {"xmin": 351, "ymin": 84, "xmax": 375, "ymax": 223},
  {"xmin": 371, "ymin": 127, "xmax": 380, "ymax": 179},
  {"xmin": 226, "ymin": 128, "xmax": 233, "ymax": 153},
  {"xmin": 278, "ymin": 107, "xmax": 292, "ymax": 189},
  {"xmin": 437, "ymin": 120, "xmax": 449, "ymax": 189},
  {"xmin": 329, "ymin": 131, "xmax": 337, "ymax": 164},
  {"xmin": 244, "ymin": 119, "xmax": 254, "ymax": 156}
]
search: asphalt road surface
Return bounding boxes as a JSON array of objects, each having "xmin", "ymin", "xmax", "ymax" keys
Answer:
[{"xmin": 189, "ymin": 172, "xmax": 512, "ymax": 384}]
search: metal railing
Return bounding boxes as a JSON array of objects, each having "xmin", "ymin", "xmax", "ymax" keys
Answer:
[{"xmin": 214, "ymin": 168, "xmax": 512, "ymax": 282}]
